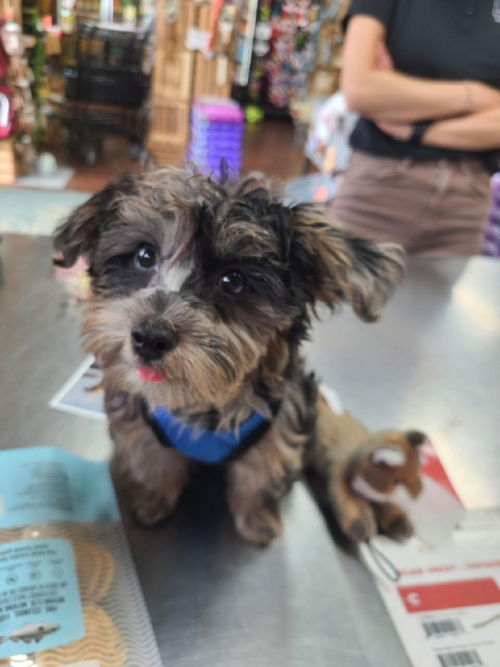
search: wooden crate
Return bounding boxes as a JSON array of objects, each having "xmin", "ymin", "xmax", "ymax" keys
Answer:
[
  {"xmin": 154, "ymin": 0, "xmax": 197, "ymax": 54},
  {"xmin": 0, "ymin": 138, "xmax": 17, "ymax": 186},
  {"xmin": 191, "ymin": 0, "xmax": 233, "ymax": 98},
  {"xmin": 148, "ymin": 142, "xmax": 186, "ymax": 166},
  {"xmin": 152, "ymin": 0, "xmax": 233, "ymax": 103},
  {"xmin": 148, "ymin": 98, "xmax": 190, "ymax": 165},
  {"xmin": 148, "ymin": 100, "xmax": 190, "ymax": 146},
  {"xmin": 148, "ymin": 0, "xmax": 237, "ymax": 155},
  {"xmin": 193, "ymin": 53, "xmax": 233, "ymax": 99},
  {"xmin": 153, "ymin": 0, "xmax": 197, "ymax": 103},
  {"xmin": 196, "ymin": 1, "xmax": 211, "ymax": 31},
  {"xmin": 153, "ymin": 50, "xmax": 194, "ymax": 102}
]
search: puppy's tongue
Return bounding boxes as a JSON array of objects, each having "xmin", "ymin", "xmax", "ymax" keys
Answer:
[{"xmin": 136, "ymin": 365, "xmax": 166, "ymax": 383}]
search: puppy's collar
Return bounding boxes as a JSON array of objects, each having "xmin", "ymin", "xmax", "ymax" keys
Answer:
[{"xmin": 141, "ymin": 399, "xmax": 281, "ymax": 464}]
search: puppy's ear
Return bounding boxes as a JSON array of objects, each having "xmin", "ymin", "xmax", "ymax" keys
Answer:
[
  {"xmin": 53, "ymin": 173, "xmax": 135, "ymax": 268},
  {"xmin": 291, "ymin": 204, "xmax": 404, "ymax": 322}
]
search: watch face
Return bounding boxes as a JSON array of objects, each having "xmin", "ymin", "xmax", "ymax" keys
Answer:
[{"xmin": 493, "ymin": 0, "xmax": 500, "ymax": 22}]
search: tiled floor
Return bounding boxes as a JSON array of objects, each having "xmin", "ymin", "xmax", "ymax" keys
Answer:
[{"xmin": 55, "ymin": 119, "xmax": 305, "ymax": 195}]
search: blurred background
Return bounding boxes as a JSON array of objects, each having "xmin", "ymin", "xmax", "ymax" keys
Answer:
[
  {"xmin": 0, "ymin": 0, "xmax": 499, "ymax": 256},
  {"xmin": 0, "ymin": 0, "xmax": 349, "ymax": 223}
]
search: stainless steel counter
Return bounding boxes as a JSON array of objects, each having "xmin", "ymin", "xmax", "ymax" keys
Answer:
[{"xmin": 1, "ymin": 234, "xmax": 499, "ymax": 667}]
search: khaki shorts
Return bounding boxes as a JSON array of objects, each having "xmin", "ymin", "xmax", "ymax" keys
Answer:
[{"xmin": 332, "ymin": 151, "xmax": 491, "ymax": 256}]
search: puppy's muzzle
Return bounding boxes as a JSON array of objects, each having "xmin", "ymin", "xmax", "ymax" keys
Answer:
[{"xmin": 131, "ymin": 321, "xmax": 177, "ymax": 362}]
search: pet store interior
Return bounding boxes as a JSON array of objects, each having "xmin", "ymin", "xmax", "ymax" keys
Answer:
[
  {"xmin": 0, "ymin": 0, "xmax": 347, "ymax": 205},
  {"xmin": 1, "ymin": 0, "xmax": 499, "ymax": 249},
  {"xmin": 1, "ymin": 0, "xmax": 500, "ymax": 666}
]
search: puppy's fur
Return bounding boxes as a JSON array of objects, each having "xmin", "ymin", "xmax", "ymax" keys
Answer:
[{"xmin": 54, "ymin": 167, "xmax": 404, "ymax": 544}]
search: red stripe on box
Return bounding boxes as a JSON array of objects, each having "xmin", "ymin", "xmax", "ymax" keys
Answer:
[
  {"xmin": 419, "ymin": 442, "xmax": 462, "ymax": 503},
  {"xmin": 398, "ymin": 578, "xmax": 500, "ymax": 613}
]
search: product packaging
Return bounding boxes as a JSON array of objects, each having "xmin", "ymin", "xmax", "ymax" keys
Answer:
[{"xmin": 0, "ymin": 447, "xmax": 163, "ymax": 667}]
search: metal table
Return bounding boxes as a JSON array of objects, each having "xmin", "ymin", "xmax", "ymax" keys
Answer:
[{"xmin": 1, "ymin": 234, "xmax": 499, "ymax": 667}]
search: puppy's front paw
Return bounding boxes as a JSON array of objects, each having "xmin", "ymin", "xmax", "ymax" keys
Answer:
[
  {"xmin": 234, "ymin": 505, "xmax": 283, "ymax": 546},
  {"xmin": 112, "ymin": 428, "xmax": 191, "ymax": 528},
  {"xmin": 125, "ymin": 481, "xmax": 177, "ymax": 527}
]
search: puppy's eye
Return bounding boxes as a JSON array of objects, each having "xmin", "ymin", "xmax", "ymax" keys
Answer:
[
  {"xmin": 135, "ymin": 245, "xmax": 157, "ymax": 270},
  {"xmin": 219, "ymin": 270, "xmax": 246, "ymax": 295}
]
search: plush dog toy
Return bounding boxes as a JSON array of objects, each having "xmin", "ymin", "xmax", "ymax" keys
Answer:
[{"xmin": 312, "ymin": 391, "xmax": 425, "ymax": 543}]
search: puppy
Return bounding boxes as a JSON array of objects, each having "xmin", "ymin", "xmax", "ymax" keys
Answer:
[{"xmin": 54, "ymin": 167, "xmax": 404, "ymax": 545}]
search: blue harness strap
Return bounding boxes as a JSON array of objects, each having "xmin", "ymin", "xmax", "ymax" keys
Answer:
[{"xmin": 142, "ymin": 400, "xmax": 280, "ymax": 464}]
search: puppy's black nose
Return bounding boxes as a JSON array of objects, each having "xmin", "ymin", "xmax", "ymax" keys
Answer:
[{"xmin": 131, "ymin": 322, "xmax": 177, "ymax": 361}]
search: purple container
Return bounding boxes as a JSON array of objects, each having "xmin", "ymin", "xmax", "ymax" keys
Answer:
[
  {"xmin": 190, "ymin": 133, "xmax": 243, "ymax": 148},
  {"xmin": 482, "ymin": 172, "xmax": 500, "ymax": 256},
  {"xmin": 490, "ymin": 172, "xmax": 500, "ymax": 192},
  {"xmin": 192, "ymin": 102, "xmax": 244, "ymax": 124},
  {"xmin": 188, "ymin": 100, "xmax": 244, "ymax": 178},
  {"xmin": 191, "ymin": 118, "xmax": 245, "ymax": 133}
]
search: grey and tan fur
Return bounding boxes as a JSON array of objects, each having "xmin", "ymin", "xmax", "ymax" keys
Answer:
[{"xmin": 54, "ymin": 166, "xmax": 405, "ymax": 545}]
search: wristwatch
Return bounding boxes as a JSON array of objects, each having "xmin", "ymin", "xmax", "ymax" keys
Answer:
[{"xmin": 409, "ymin": 121, "xmax": 432, "ymax": 146}]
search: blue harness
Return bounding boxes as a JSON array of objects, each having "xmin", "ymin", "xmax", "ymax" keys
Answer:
[{"xmin": 142, "ymin": 400, "xmax": 280, "ymax": 464}]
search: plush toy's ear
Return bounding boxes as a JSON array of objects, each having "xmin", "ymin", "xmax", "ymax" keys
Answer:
[
  {"xmin": 53, "ymin": 173, "xmax": 135, "ymax": 268},
  {"xmin": 291, "ymin": 204, "xmax": 404, "ymax": 322},
  {"xmin": 405, "ymin": 430, "xmax": 428, "ymax": 448},
  {"xmin": 371, "ymin": 447, "xmax": 407, "ymax": 467}
]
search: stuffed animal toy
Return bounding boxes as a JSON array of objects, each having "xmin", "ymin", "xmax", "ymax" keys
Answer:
[{"xmin": 311, "ymin": 391, "xmax": 426, "ymax": 543}]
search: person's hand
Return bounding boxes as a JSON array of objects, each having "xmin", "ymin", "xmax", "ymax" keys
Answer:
[
  {"xmin": 376, "ymin": 121, "xmax": 413, "ymax": 141},
  {"xmin": 375, "ymin": 42, "xmax": 393, "ymax": 71}
]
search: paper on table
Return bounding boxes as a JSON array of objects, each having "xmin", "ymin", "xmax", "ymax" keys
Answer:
[
  {"xmin": 362, "ymin": 533, "xmax": 500, "ymax": 667},
  {"xmin": 387, "ymin": 441, "xmax": 466, "ymax": 548},
  {"xmin": 361, "ymin": 444, "xmax": 500, "ymax": 667},
  {"xmin": 50, "ymin": 357, "xmax": 106, "ymax": 421}
]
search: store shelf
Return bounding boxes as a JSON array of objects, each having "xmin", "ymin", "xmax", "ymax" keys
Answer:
[{"xmin": 73, "ymin": 9, "xmax": 100, "ymax": 16}]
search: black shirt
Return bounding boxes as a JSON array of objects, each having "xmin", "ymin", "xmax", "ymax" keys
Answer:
[{"xmin": 346, "ymin": 0, "xmax": 500, "ymax": 170}]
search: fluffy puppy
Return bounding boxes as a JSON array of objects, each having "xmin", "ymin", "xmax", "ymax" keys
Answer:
[{"xmin": 54, "ymin": 167, "xmax": 404, "ymax": 545}]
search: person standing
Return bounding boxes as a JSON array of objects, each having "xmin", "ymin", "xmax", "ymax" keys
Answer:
[{"xmin": 333, "ymin": 0, "xmax": 500, "ymax": 255}]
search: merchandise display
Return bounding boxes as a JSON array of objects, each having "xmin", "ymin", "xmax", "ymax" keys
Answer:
[
  {"xmin": 304, "ymin": 91, "xmax": 358, "ymax": 174},
  {"xmin": 234, "ymin": 0, "xmax": 321, "ymax": 112},
  {"xmin": 0, "ymin": 0, "xmax": 344, "ymax": 171}
]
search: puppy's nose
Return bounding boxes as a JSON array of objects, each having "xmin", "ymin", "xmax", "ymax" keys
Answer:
[{"xmin": 131, "ymin": 322, "xmax": 177, "ymax": 361}]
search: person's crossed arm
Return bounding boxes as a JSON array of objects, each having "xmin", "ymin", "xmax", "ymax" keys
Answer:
[
  {"xmin": 378, "ymin": 109, "xmax": 500, "ymax": 152},
  {"xmin": 342, "ymin": 15, "xmax": 500, "ymax": 150}
]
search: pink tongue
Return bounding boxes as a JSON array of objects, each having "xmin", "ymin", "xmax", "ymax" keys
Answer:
[{"xmin": 136, "ymin": 366, "xmax": 166, "ymax": 383}]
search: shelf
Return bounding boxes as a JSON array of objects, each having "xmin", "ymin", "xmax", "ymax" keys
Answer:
[{"xmin": 73, "ymin": 9, "xmax": 100, "ymax": 17}]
